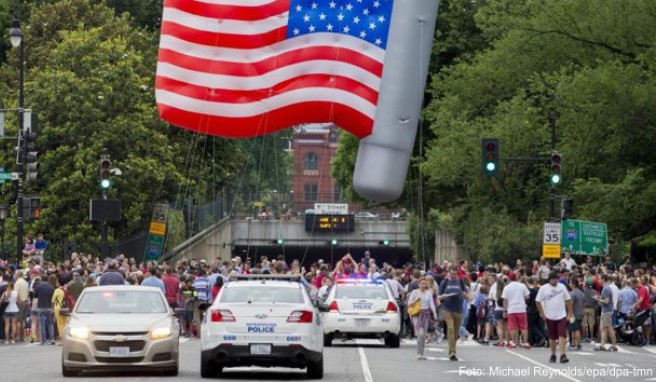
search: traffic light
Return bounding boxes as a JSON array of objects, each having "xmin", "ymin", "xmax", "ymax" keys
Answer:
[
  {"xmin": 24, "ymin": 112, "xmax": 38, "ymax": 183},
  {"xmin": 378, "ymin": 239, "xmax": 390, "ymax": 246},
  {"xmin": 550, "ymin": 151, "xmax": 562, "ymax": 185},
  {"xmin": 22, "ymin": 195, "xmax": 41, "ymax": 220},
  {"xmin": 561, "ymin": 198, "xmax": 574, "ymax": 220},
  {"xmin": 481, "ymin": 138, "xmax": 500, "ymax": 176},
  {"xmin": 99, "ymin": 150, "xmax": 112, "ymax": 190},
  {"xmin": 272, "ymin": 238, "xmax": 285, "ymax": 245},
  {"xmin": 329, "ymin": 239, "xmax": 339, "ymax": 246}
]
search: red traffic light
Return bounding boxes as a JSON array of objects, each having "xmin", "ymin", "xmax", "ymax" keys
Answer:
[
  {"xmin": 551, "ymin": 165, "xmax": 561, "ymax": 174},
  {"xmin": 551, "ymin": 154, "xmax": 561, "ymax": 164},
  {"xmin": 486, "ymin": 142, "xmax": 496, "ymax": 151}
]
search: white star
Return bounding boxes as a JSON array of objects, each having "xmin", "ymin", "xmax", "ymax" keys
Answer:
[
  {"xmin": 295, "ymin": 5, "xmax": 302, "ymax": 12},
  {"xmin": 343, "ymin": 26, "xmax": 350, "ymax": 33},
  {"xmin": 375, "ymin": 38, "xmax": 382, "ymax": 45},
  {"xmin": 319, "ymin": 13, "xmax": 327, "ymax": 21},
  {"xmin": 329, "ymin": 1, "xmax": 337, "ymax": 9},
  {"xmin": 360, "ymin": 31, "xmax": 367, "ymax": 38},
  {"xmin": 293, "ymin": 28, "xmax": 300, "ymax": 35},
  {"xmin": 363, "ymin": 8, "xmax": 370, "ymax": 15},
  {"xmin": 309, "ymin": 24, "xmax": 316, "ymax": 32},
  {"xmin": 353, "ymin": 16, "xmax": 360, "ymax": 24},
  {"xmin": 337, "ymin": 13, "xmax": 345, "ymax": 21},
  {"xmin": 326, "ymin": 23, "xmax": 334, "ymax": 31},
  {"xmin": 369, "ymin": 22, "xmax": 376, "ymax": 30},
  {"xmin": 311, "ymin": 2, "xmax": 318, "ymax": 9},
  {"xmin": 346, "ymin": 3, "xmax": 353, "ymax": 11},
  {"xmin": 378, "ymin": 15, "xmax": 386, "ymax": 23},
  {"xmin": 357, "ymin": 0, "xmax": 363, "ymax": 2},
  {"xmin": 373, "ymin": 1, "xmax": 380, "ymax": 7},
  {"xmin": 303, "ymin": 14, "xmax": 311, "ymax": 22}
]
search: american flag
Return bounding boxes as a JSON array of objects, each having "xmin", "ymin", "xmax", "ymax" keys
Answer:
[{"xmin": 155, "ymin": 0, "xmax": 395, "ymax": 138}]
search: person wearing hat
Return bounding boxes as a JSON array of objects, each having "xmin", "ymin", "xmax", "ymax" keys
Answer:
[{"xmin": 535, "ymin": 272, "xmax": 574, "ymax": 364}]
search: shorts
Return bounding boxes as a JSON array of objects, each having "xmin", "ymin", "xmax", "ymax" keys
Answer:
[
  {"xmin": 3, "ymin": 312, "xmax": 18, "ymax": 318},
  {"xmin": 600, "ymin": 312, "xmax": 613, "ymax": 328},
  {"xmin": 494, "ymin": 310, "xmax": 505, "ymax": 322},
  {"xmin": 18, "ymin": 301, "xmax": 29, "ymax": 321},
  {"xmin": 486, "ymin": 308, "xmax": 497, "ymax": 325},
  {"xmin": 546, "ymin": 318, "xmax": 567, "ymax": 340},
  {"xmin": 506, "ymin": 312, "xmax": 528, "ymax": 331},
  {"xmin": 183, "ymin": 311, "xmax": 194, "ymax": 323},
  {"xmin": 568, "ymin": 318, "xmax": 582, "ymax": 331}
]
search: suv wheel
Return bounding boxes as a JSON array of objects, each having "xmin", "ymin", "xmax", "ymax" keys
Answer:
[
  {"xmin": 307, "ymin": 355, "xmax": 324, "ymax": 379},
  {"xmin": 323, "ymin": 333, "xmax": 332, "ymax": 347}
]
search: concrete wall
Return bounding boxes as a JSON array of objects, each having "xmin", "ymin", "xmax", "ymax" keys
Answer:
[{"xmin": 434, "ymin": 228, "xmax": 468, "ymax": 264}]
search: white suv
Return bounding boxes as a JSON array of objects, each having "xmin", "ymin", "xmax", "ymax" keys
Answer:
[
  {"xmin": 320, "ymin": 279, "xmax": 401, "ymax": 347},
  {"xmin": 200, "ymin": 275, "xmax": 324, "ymax": 379}
]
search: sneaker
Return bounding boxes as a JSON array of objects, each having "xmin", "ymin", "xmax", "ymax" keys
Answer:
[
  {"xmin": 549, "ymin": 355, "xmax": 557, "ymax": 363},
  {"xmin": 582, "ymin": 338, "xmax": 591, "ymax": 343},
  {"xmin": 609, "ymin": 346, "xmax": 618, "ymax": 352},
  {"xmin": 575, "ymin": 345, "xmax": 582, "ymax": 351},
  {"xmin": 506, "ymin": 342, "xmax": 517, "ymax": 349},
  {"xmin": 522, "ymin": 343, "xmax": 532, "ymax": 350},
  {"xmin": 560, "ymin": 355, "xmax": 569, "ymax": 363},
  {"xmin": 436, "ymin": 334, "xmax": 445, "ymax": 344},
  {"xmin": 494, "ymin": 341, "xmax": 506, "ymax": 347},
  {"xmin": 450, "ymin": 355, "xmax": 458, "ymax": 361},
  {"xmin": 478, "ymin": 339, "xmax": 490, "ymax": 345},
  {"xmin": 417, "ymin": 354, "xmax": 426, "ymax": 360},
  {"xmin": 50, "ymin": 341, "xmax": 56, "ymax": 345}
]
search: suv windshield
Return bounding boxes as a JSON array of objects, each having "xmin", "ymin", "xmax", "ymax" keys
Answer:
[
  {"xmin": 335, "ymin": 286, "xmax": 388, "ymax": 300},
  {"xmin": 75, "ymin": 290, "xmax": 168, "ymax": 314},
  {"xmin": 220, "ymin": 286, "xmax": 304, "ymax": 304}
]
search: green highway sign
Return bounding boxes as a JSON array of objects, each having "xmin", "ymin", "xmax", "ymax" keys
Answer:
[
  {"xmin": 561, "ymin": 219, "xmax": 608, "ymax": 256},
  {"xmin": 0, "ymin": 172, "xmax": 11, "ymax": 184}
]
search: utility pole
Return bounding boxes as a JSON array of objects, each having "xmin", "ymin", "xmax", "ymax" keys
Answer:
[
  {"xmin": 548, "ymin": 113, "xmax": 557, "ymax": 221},
  {"xmin": 99, "ymin": 148, "xmax": 111, "ymax": 257}
]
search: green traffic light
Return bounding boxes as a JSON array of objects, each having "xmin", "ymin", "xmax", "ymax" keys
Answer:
[
  {"xmin": 100, "ymin": 179, "xmax": 111, "ymax": 189},
  {"xmin": 330, "ymin": 239, "xmax": 338, "ymax": 246},
  {"xmin": 277, "ymin": 238, "xmax": 284, "ymax": 245},
  {"xmin": 551, "ymin": 174, "xmax": 561, "ymax": 184},
  {"xmin": 486, "ymin": 162, "xmax": 496, "ymax": 172}
]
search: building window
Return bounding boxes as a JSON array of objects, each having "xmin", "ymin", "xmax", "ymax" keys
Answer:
[
  {"xmin": 304, "ymin": 184, "xmax": 318, "ymax": 201},
  {"xmin": 333, "ymin": 185, "xmax": 342, "ymax": 202},
  {"xmin": 329, "ymin": 130, "xmax": 338, "ymax": 143},
  {"xmin": 304, "ymin": 152, "xmax": 318, "ymax": 170}
]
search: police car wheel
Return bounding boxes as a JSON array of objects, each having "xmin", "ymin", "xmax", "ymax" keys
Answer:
[
  {"xmin": 306, "ymin": 355, "xmax": 324, "ymax": 379},
  {"xmin": 386, "ymin": 334, "xmax": 400, "ymax": 348},
  {"xmin": 200, "ymin": 354, "xmax": 220, "ymax": 378},
  {"xmin": 323, "ymin": 333, "xmax": 333, "ymax": 347}
]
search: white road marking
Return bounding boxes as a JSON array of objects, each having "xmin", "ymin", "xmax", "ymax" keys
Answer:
[
  {"xmin": 358, "ymin": 347, "xmax": 374, "ymax": 382},
  {"xmin": 506, "ymin": 350, "xmax": 582, "ymax": 382},
  {"xmin": 643, "ymin": 347, "xmax": 656, "ymax": 355},
  {"xmin": 426, "ymin": 348, "xmax": 445, "ymax": 352},
  {"xmin": 355, "ymin": 339, "xmax": 383, "ymax": 346},
  {"xmin": 179, "ymin": 337, "xmax": 190, "ymax": 343},
  {"xmin": 568, "ymin": 352, "xmax": 594, "ymax": 355}
]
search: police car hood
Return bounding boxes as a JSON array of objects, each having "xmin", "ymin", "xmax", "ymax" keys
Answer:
[{"xmin": 72, "ymin": 313, "xmax": 171, "ymax": 332}]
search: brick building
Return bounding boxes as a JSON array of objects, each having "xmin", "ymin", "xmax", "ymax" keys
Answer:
[{"xmin": 291, "ymin": 124, "xmax": 342, "ymax": 212}]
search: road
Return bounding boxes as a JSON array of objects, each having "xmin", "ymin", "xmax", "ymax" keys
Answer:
[{"xmin": 1, "ymin": 337, "xmax": 655, "ymax": 381}]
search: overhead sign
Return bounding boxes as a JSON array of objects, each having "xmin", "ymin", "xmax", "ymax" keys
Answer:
[
  {"xmin": 305, "ymin": 214, "xmax": 355, "ymax": 233},
  {"xmin": 543, "ymin": 222, "xmax": 561, "ymax": 244},
  {"xmin": 314, "ymin": 203, "xmax": 349, "ymax": 215},
  {"xmin": 561, "ymin": 219, "xmax": 608, "ymax": 256},
  {"xmin": 543, "ymin": 244, "xmax": 561, "ymax": 259}
]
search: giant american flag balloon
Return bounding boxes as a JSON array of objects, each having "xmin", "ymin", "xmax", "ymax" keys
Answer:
[{"xmin": 155, "ymin": 0, "xmax": 439, "ymax": 202}]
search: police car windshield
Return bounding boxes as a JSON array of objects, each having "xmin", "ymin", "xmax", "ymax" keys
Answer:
[
  {"xmin": 335, "ymin": 286, "xmax": 388, "ymax": 300},
  {"xmin": 220, "ymin": 286, "xmax": 304, "ymax": 304}
]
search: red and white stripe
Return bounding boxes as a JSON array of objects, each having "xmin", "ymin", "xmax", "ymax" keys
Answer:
[{"xmin": 155, "ymin": 0, "xmax": 385, "ymax": 138}]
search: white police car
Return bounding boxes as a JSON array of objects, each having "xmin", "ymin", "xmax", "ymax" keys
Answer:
[
  {"xmin": 200, "ymin": 275, "xmax": 324, "ymax": 379},
  {"xmin": 320, "ymin": 279, "xmax": 401, "ymax": 347}
]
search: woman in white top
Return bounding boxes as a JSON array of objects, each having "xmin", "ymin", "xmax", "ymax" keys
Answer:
[
  {"xmin": 407, "ymin": 277, "xmax": 438, "ymax": 359},
  {"xmin": 1, "ymin": 281, "xmax": 21, "ymax": 343}
]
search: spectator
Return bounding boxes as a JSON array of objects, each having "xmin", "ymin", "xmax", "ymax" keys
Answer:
[{"xmin": 536, "ymin": 272, "xmax": 574, "ymax": 364}]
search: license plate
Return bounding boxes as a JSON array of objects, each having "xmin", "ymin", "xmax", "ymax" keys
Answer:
[
  {"xmin": 250, "ymin": 344, "xmax": 272, "ymax": 355},
  {"xmin": 355, "ymin": 319, "xmax": 370, "ymax": 327},
  {"xmin": 109, "ymin": 347, "xmax": 130, "ymax": 357}
]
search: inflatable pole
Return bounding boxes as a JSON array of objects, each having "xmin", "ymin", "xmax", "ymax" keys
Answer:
[{"xmin": 353, "ymin": 0, "xmax": 440, "ymax": 202}]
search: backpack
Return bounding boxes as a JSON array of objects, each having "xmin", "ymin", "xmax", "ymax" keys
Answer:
[
  {"xmin": 61, "ymin": 286, "xmax": 76, "ymax": 310},
  {"xmin": 476, "ymin": 299, "xmax": 488, "ymax": 319}
]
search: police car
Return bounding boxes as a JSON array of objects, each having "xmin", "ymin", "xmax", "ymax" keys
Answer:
[
  {"xmin": 200, "ymin": 274, "xmax": 324, "ymax": 379},
  {"xmin": 320, "ymin": 279, "xmax": 401, "ymax": 347}
]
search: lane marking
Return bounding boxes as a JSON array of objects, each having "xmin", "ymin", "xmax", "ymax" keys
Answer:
[
  {"xmin": 568, "ymin": 352, "xmax": 594, "ymax": 356},
  {"xmin": 426, "ymin": 348, "xmax": 445, "ymax": 352},
  {"xmin": 643, "ymin": 347, "xmax": 656, "ymax": 355},
  {"xmin": 355, "ymin": 339, "xmax": 383, "ymax": 346},
  {"xmin": 358, "ymin": 347, "xmax": 374, "ymax": 382},
  {"xmin": 505, "ymin": 350, "xmax": 582, "ymax": 382}
]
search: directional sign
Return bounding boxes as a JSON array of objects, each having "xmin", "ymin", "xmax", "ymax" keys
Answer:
[
  {"xmin": 561, "ymin": 219, "xmax": 608, "ymax": 256},
  {"xmin": 142, "ymin": 204, "xmax": 169, "ymax": 262},
  {"xmin": 543, "ymin": 222, "xmax": 561, "ymax": 244},
  {"xmin": 0, "ymin": 172, "xmax": 11, "ymax": 185}
]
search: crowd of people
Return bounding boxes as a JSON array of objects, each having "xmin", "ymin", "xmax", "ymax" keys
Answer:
[{"xmin": 1, "ymin": 247, "xmax": 655, "ymax": 365}]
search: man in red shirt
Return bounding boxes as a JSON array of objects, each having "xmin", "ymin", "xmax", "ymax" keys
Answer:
[
  {"xmin": 162, "ymin": 266, "xmax": 180, "ymax": 309},
  {"xmin": 458, "ymin": 260, "xmax": 469, "ymax": 280},
  {"xmin": 633, "ymin": 277, "xmax": 653, "ymax": 343}
]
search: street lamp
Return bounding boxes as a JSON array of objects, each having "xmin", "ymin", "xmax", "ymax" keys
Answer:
[
  {"xmin": 0, "ymin": 204, "xmax": 7, "ymax": 260},
  {"xmin": 8, "ymin": 15, "xmax": 26, "ymax": 263}
]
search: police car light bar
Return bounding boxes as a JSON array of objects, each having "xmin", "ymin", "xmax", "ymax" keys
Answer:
[
  {"xmin": 229, "ymin": 274, "xmax": 302, "ymax": 282},
  {"xmin": 335, "ymin": 278, "xmax": 385, "ymax": 285}
]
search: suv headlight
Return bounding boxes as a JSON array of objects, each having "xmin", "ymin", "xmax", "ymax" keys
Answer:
[
  {"xmin": 69, "ymin": 327, "xmax": 90, "ymax": 340},
  {"xmin": 150, "ymin": 327, "xmax": 172, "ymax": 340}
]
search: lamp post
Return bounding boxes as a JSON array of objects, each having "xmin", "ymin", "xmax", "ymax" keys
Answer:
[
  {"xmin": 9, "ymin": 16, "xmax": 25, "ymax": 263},
  {"xmin": 0, "ymin": 205, "xmax": 7, "ymax": 260}
]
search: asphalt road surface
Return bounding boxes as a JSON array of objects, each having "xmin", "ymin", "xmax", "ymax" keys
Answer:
[{"xmin": 1, "ymin": 337, "xmax": 655, "ymax": 382}]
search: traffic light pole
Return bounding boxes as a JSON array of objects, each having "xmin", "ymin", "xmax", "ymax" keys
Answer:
[
  {"xmin": 548, "ymin": 114, "xmax": 558, "ymax": 221},
  {"xmin": 15, "ymin": 34, "xmax": 25, "ymax": 263},
  {"xmin": 101, "ymin": 189, "xmax": 108, "ymax": 257}
]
